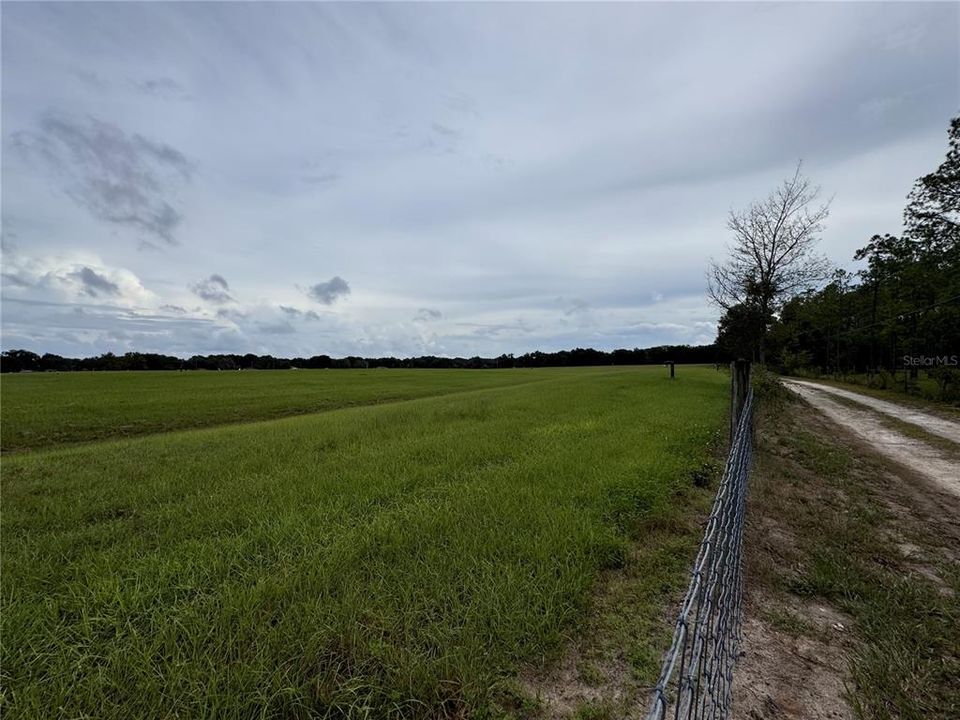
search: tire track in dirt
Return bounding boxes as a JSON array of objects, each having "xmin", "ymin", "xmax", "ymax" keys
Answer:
[
  {"xmin": 782, "ymin": 380, "xmax": 960, "ymax": 498},
  {"xmin": 787, "ymin": 379, "xmax": 960, "ymax": 444}
]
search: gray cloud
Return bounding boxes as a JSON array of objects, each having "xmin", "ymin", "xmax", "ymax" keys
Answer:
[
  {"xmin": 13, "ymin": 112, "xmax": 193, "ymax": 245},
  {"xmin": 628, "ymin": 321, "xmax": 689, "ymax": 333},
  {"xmin": 0, "ymin": 296, "xmax": 237, "ymax": 355},
  {"xmin": 216, "ymin": 307, "xmax": 248, "ymax": 319},
  {"xmin": 443, "ymin": 92, "xmax": 479, "ymax": 118},
  {"xmin": 2, "ymin": 272, "xmax": 32, "ymax": 288},
  {"xmin": 456, "ymin": 320, "xmax": 535, "ymax": 338},
  {"xmin": 414, "ymin": 307, "xmax": 442, "ymax": 322},
  {"xmin": 563, "ymin": 299, "xmax": 590, "ymax": 316},
  {"xmin": 301, "ymin": 173, "xmax": 340, "ymax": 187},
  {"xmin": 425, "ymin": 122, "xmax": 460, "ymax": 155},
  {"xmin": 69, "ymin": 266, "xmax": 120, "ymax": 297},
  {"xmin": 298, "ymin": 157, "xmax": 341, "ymax": 189},
  {"xmin": 72, "ymin": 70, "xmax": 109, "ymax": 89},
  {"xmin": 257, "ymin": 320, "xmax": 296, "ymax": 334},
  {"xmin": 431, "ymin": 122, "xmax": 459, "ymax": 138},
  {"xmin": 190, "ymin": 274, "xmax": 233, "ymax": 303},
  {"xmin": 133, "ymin": 77, "xmax": 189, "ymax": 99},
  {"xmin": 306, "ymin": 276, "xmax": 350, "ymax": 305},
  {"xmin": 279, "ymin": 305, "xmax": 321, "ymax": 321}
]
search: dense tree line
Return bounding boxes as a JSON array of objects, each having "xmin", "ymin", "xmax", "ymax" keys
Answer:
[
  {"xmin": 0, "ymin": 343, "xmax": 719, "ymax": 373},
  {"xmin": 716, "ymin": 116, "xmax": 960, "ymax": 399}
]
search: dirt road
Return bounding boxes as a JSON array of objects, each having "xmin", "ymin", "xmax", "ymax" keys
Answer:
[
  {"xmin": 782, "ymin": 379, "xmax": 960, "ymax": 498},
  {"xmin": 786, "ymin": 379, "xmax": 960, "ymax": 444},
  {"xmin": 733, "ymin": 385, "xmax": 960, "ymax": 720}
]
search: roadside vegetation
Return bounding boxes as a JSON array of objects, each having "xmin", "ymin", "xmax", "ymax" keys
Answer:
[
  {"xmin": 1, "ymin": 366, "xmax": 726, "ymax": 719},
  {"xmin": 739, "ymin": 377, "xmax": 960, "ymax": 719}
]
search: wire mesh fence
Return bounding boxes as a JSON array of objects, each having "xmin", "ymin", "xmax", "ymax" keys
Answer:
[{"xmin": 645, "ymin": 384, "xmax": 754, "ymax": 720}]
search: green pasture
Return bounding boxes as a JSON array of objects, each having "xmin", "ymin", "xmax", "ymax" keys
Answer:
[
  {"xmin": 0, "ymin": 368, "xmax": 551, "ymax": 452},
  {"xmin": 1, "ymin": 366, "xmax": 727, "ymax": 718}
]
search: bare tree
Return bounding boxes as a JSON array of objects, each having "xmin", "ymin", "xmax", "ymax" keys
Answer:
[{"xmin": 708, "ymin": 164, "xmax": 832, "ymax": 363}]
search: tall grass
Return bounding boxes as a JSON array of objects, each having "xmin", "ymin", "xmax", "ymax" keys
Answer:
[
  {"xmin": 0, "ymin": 368, "xmax": 562, "ymax": 452},
  {"xmin": 2, "ymin": 367, "xmax": 727, "ymax": 718}
]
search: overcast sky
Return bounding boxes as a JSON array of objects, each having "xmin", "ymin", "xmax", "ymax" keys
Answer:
[{"xmin": 2, "ymin": 2, "xmax": 957, "ymax": 359}]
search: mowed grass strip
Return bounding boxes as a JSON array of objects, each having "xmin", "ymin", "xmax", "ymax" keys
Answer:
[
  {"xmin": 2, "ymin": 367, "xmax": 727, "ymax": 719},
  {"xmin": 0, "ymin": 367, "xmax": 565, "ymax": 452}
]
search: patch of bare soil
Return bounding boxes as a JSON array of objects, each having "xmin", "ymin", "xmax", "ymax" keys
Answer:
[
  {"xmin": 734, "ymin": 592, "xmax": 854, "ymax": 720},
  {"xmin": 519, "ymin": 630, "xmax": 631, "ymax": 719},
  {"xmin": 731, "ymin": 433, "xmax": 856, "ymax": 720}
]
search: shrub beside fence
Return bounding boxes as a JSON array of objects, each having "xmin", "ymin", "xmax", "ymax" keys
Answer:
[{"xmin": 645, "ymin": 366, "xmax": 754, "ymax": 720}]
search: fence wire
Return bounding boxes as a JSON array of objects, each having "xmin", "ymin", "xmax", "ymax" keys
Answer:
[{"xmin": 645, "ymin": 387, "xmax": 754, "ymax": 720}]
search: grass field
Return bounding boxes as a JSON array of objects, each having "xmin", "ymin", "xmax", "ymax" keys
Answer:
[
  {"xmin": 0, "ymin": 368, "xmax": 552, "ymax": 452},
  {"xmin": 1, "ymin": 366, "xmax": 728, "ymax": 718}
]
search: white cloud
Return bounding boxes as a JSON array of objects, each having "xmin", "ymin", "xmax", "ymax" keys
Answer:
[{"xmin": 2, "ymin": 246, "xmax": 158, "ymax": 307}]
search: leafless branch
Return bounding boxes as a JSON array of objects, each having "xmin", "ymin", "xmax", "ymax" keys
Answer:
[
  {"xmin": 708, "ymin": 162, "xmax": 832, "ymax": 314},
  {"xmin": 707, "ymin": 163, "xmax": 833, "ymax": 362}
]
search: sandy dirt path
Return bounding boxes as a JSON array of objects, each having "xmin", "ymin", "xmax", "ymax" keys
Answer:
[
  {"xmin": 733, "ymin": 389, "xmax": 960, "ymax": 720},
  {"xmin": 782, "ymin": 379, "xmax": 960, "ymax": 498},
  {"xmin": 786, "ymin": 379, "xmax": 960, "ymax": 444}
]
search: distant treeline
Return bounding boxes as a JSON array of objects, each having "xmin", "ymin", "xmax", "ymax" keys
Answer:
[{"xmin": 0, "ymin": 344, "xmax": 719, "ymax": 373}]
